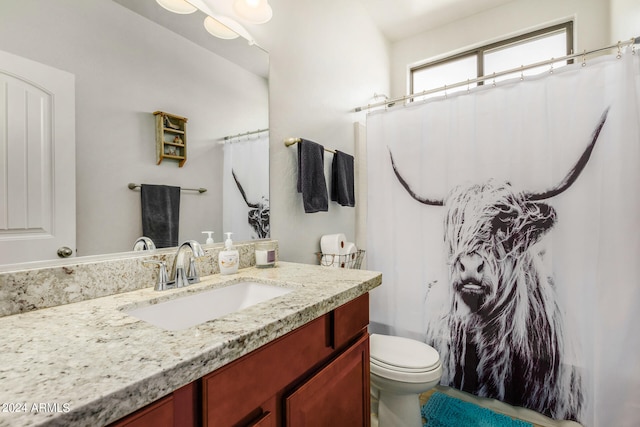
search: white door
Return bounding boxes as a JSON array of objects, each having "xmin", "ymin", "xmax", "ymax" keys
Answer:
[{"xmin": 0, "ymin": 50, "xmax": 75, "ymax": 265}]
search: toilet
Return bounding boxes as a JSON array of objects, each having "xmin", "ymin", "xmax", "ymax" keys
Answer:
[{"xmin": 370, "ymin": 334, "xmax": 442, "ymax": 427}]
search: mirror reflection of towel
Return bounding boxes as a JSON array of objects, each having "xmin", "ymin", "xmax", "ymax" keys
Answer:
[
  {"xmin": 297, "ymin": 139, "xmax": 328, "ymax": 213},
  {"xmin": 331, "ymin": 150, "xmax": 355, "ymax": 207},
  {"xmin": 141, "ymin": 184, "xmax": 180, "ymax": 248}
]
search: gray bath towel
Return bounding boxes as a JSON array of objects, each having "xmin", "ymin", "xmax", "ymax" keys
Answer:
[
  {"xmin": 141, "ymin": 184, "xmax": 180, "ymax": 248},
  {"xmin": 331, "ymin": 150, "xmax": 355, "ymax": 207},
  {"xmin": 297, "ymin": 139, "xmax": 328, "ymax": 213}
]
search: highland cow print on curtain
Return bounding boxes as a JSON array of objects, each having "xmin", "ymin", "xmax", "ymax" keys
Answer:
[
  {"xmin": 223, "ymin": 133, "xmax": 270, "ymax": 241},
  {"xmin": 366, "ymin": 50, "xmax": 640, "ymax": 427}
]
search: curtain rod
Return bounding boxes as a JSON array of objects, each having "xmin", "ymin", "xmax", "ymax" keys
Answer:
[
  {"xmin": 127, "ymin": 183, "xmax": 207, "ymax": 193},
  {"xmin": 222, "ymin": 128, "xmax": 269, "ymax": 141},
  {"xmin": 284, "ymin": 137, "xmax": 337, "ymax": 154},
  {"xmin": 353, "ymin": 36, "xmax": 640, "ymax": 113}
]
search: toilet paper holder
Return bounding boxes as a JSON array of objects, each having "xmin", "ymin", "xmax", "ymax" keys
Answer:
[{"xmin": 316, "ymin": 250, "xmax": 365, "ymax": 269}]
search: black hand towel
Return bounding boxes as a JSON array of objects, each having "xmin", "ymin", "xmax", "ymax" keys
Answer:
[
  {"xmin": 331, "ymin": 150, "xmax": 355, "ymax": 207},
  {"xmin": 141, "ymin": 184, "xmax": 180, "ymax": 248},
  {"xmin": 297, "ymin": 139, "xmax": 328, "ymax": 213}
]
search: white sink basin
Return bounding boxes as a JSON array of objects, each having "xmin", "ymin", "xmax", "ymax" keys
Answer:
[{"xmin": 124, "ymin": 281, "xmax": 292, "ymax": 331}]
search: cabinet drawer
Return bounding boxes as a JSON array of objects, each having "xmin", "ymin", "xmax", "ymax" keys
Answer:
[{"xmin": 332, "ymin": 293, "xmax": 369, "ymax": 349}]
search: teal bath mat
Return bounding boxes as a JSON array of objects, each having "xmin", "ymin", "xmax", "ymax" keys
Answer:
[{"xmin": 421, "ymin": 392, "xmax": 533, "ymax": 427}]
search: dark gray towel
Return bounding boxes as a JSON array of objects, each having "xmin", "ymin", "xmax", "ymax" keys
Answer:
[
  {"xmin": 141, "ymin": 184, "xmax": 180, "ymax": 248},
  {"xmin": 297, "ymin": 139, "xmax": 328, "ymax": 213},
  {"xmin": 331, "ymin": 150, "xmax": 355, "ymax": 207}
]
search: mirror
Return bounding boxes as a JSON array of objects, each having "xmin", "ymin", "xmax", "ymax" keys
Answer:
[{"xmin": 0, "ymin": 0, "xmax": 269, "ymax": 266}]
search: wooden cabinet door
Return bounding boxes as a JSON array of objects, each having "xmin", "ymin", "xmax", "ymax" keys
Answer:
[
  {"xmin": 246, "ymin": 410, "xmax": 275, "ymax": 427},
  {"xmin": 284, "ymin": 333, "xmax": 370, "ymax": 427},
  {"xmin": 108, "ymin": 383, "xmax": 197, "ymax": 427},
  {"xmin": 202, "ymin": 315, "xmax": 333, "ymax": 427},
  {"xmin": 108, "ymin": 395, "xmax": 173, "ymax": 427}
]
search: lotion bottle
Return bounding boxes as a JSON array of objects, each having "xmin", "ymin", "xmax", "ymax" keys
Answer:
[
  {"xmin": 218, "ymin": 232, "xmax": 239, "ymax": 275},
  {"xmin": 202, "ymin": 231, "xmax": 214, "ymax": 244}
]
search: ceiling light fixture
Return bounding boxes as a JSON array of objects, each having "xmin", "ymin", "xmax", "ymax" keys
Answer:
[
  {"xmin": 203, "ymin": 15, "xmax": 239, "ymax": 40},
  {"xmin": 155, "ymin": 0, "xmax": 198, "ymax": 14},
  {"xmin": 232, "ymin": 0, "xmax": 272, "ymax": 24},
  {"xmin": 156, "ymin": 0, "xmax": 263, "ymax": 45}
]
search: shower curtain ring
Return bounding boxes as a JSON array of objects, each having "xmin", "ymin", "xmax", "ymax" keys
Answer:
[
  {"xmin": 467, "ymin": 79, "xmax": 470, "ymax": 92},
  {"xmin": 582, "ymin": 50, "xmax": 587, "ymax": 67},
  {"xmin": 492, "ymin": 72, "xmax": 496, "ymax": 87},
  {"xmin": 617, "ymin": 41, "xmax": 622, "ymax": 59},
  {"xmin": 549, "ymin": 59, "xmax": 554, "ymax": 74},
  {"xmin": 520, "ymin": 65, "xmax": 524, "ymax": 81},
  {"xmin": 444, "ymin": 84, "xmax": 447, "ymax": 98}
]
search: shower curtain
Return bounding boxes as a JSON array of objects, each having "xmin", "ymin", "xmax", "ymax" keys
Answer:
[
  {"xmin": 366, "ymin": 50, "xmax": 640, "ymax": 427},
  {"xmin": 222, "ymin": 133, "xmax": 270, "ymax": 241}
]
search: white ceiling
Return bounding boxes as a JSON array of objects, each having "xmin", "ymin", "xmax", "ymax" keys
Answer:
[
  {"xmin": 358, "ymin": 0, "xmax": 517, "ymax": 42},
  {"xmin": 113, "ymin": 0, "xmax": 518, "ymax": 76},
  {"xmin": 112, "ymin": 0, "xmax": 269, "ymax": 77}
]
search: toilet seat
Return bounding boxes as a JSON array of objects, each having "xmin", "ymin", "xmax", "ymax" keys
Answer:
[{"xmin": 370, "ymin": 334, "xmax": 441, "ymax": 383}]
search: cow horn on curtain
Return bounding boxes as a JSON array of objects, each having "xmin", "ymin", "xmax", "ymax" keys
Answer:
[
  {"xmin": 366, "ymin": 49, "xmax": 640, "ymax": 427},
  {"xmin": 222, "ymin": 133, "xmax": 270, "ymax": 240}
]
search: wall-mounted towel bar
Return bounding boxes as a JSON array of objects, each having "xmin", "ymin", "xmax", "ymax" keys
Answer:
[
  {"xmin": 127, "ymin": 183, "xmax": 207, "ymax": 193},
  {"xmin": 284, "ymin": 138, "xmax": 336, "ymax": 154},
  {"xmin": 222, "ymin": 128, "xmax": 269, "ymax": 142}
]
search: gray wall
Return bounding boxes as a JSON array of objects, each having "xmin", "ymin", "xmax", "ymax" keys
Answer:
[
  {"xmin": 389, "ymin": 0, "xmax": 613, "ymax": 100},
  {"xmin": 265, "ymin": 0, "xmax": 390, "ymax": 264},
  {"xmin": 610, "ymin": 0, "xmax": 640, "ymax": 42}
]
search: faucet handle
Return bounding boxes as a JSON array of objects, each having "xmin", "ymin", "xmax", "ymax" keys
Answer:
[
  {"xmin": 174, "ymin": 265, "xmax": 189, "ymax": 288},
  {"xmin": 143, "ymin": 260, "xmax": 171, "ymax": 291},
  {"xmin": 187, "ymin": 256, "xmax": 201, "ymax": 284}
]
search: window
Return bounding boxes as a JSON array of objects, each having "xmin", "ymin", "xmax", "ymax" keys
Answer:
[{"xmin": 410, "ymin": 22, "xmax": 573, "ymax": 100}]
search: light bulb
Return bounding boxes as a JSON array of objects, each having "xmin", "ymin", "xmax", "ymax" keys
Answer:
[
  {"xmin": 156, "ymin": 0, "xmax": 197, "ymax": 14},
  {"xmin": 204, "ymin": 16, "xmax": 239, "ymax": 40},
  {"xmin": 233, "ymin": 0, "xmax": 273, "ymax": 24}
]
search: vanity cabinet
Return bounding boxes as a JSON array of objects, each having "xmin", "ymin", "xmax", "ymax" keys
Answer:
[
  {"xmin": 202, "ymin": 292, "xmax": 370, "ymax": 427},
  {"xmin": 153, "ymin": 111, "xmax": 187, "ymax": 167},
  {"xmin": 109, "ymin": 293, "xmax": 370, "ymax": 427}
]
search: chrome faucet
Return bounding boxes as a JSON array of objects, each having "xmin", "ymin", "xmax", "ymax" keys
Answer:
[
  {"xmin": 171, "ymin": 240, "xmax": 205, "ymax": 288},
  {"xmin": 133, "ymin": 236, "xmax": 156, "ymax": 251}
]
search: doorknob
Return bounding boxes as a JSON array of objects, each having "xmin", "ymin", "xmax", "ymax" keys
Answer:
[{"xmin": 57, "ymin": 246, "xmax": 73, "ymax": 258}]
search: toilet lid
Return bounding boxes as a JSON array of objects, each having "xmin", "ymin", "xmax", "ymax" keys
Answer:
[{"xmin": 370, "ymin": 334, "xmax": 440, "ymax": 372}]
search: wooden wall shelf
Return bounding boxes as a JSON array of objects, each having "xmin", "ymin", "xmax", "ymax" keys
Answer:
[{"xmin": 153, "ymin": 111, "xmax": 188, "ymax": 167}]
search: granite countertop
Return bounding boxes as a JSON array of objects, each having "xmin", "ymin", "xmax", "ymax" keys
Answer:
[{"xmin": 0, "ymin": 262, "xmax": 382, "ymax": 427}]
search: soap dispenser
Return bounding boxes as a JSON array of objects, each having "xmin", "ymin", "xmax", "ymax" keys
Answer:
[
  {"xmin": 202, "ymin": 231, "xmax": 214, "ymax": 244},
  {"xmin": 218, "ymin": 232, "xmax": 239, "ymax": 275}
]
